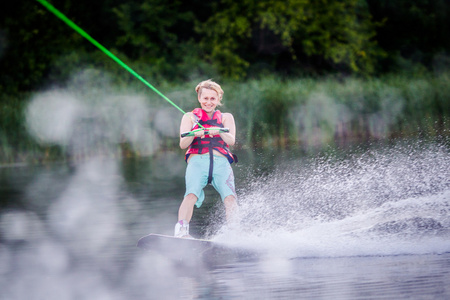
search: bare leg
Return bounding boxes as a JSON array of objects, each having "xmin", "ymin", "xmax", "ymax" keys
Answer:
[
  {"xmin": 178, "ymin": 193, "xmax": 198, "ymax": 222},
  {"xmin": 224, "ymin": 195, "xmax": 239, "ymax": 223}
]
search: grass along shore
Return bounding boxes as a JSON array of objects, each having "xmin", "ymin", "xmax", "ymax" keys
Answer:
[{"xmin": 1, "ymin": 71, "xmax": 449, "ymax": 164}]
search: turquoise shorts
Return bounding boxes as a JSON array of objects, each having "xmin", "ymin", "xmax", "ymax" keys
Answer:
[{"xmin": 184, "ymin": 154, "xmax": 236, "ymax": 208}]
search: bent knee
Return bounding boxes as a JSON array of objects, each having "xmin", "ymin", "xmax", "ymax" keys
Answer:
[
  {"xmin": 184, "ymin": 193, "xmax": 198, "ymax": 204},
  {"xmin": 224, "ymin": 195, "xmax": 237, "ymax": 207}
]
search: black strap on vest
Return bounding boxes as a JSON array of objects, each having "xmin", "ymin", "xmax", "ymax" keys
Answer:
[
  {"xmin": 191, "ymin": 112, "xmax": 231, "ymax": 184},
  {"xmin": 190, "ymin": 137, "xmax": 225, "ymax": 184},
  {"xmin": 208, "ymin": 147, "xmax": 214, "ymax": 184},
  {"xmin": 199, "ymin": 119, "xmax": 222, "ymax": 127}
]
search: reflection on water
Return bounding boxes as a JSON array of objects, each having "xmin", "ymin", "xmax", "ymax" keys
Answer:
[{"xmin": 0, "ymin": 139, "xmax": 449, "ymax": 299}]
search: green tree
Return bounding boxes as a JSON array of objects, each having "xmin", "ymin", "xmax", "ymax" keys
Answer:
[
  {"xmin": 0, "ymin": 1, "xmax": 67, "ymax": 94},
  {"xmin": 112, "ymin": 0, "xmax": 206, "ymax": 80},
  {"xmin": 0, "ymin": 0, "xmax": 122, "ymax": 94},
  {"xmin": 367, "ymin": 0, "xmax": 450, "ymax": 72},
  {"xmin": 197, "ymin": 0, "xmax": 384, "ymax": 78}
]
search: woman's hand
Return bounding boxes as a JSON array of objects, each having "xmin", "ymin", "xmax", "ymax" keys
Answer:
[
  {"xmin": 207, "ymin": 129, "xmax": 220, "ymax": 137},
  {"xmin": 194, "ymin": 130, "xmax": 206, "ymax": 138}
]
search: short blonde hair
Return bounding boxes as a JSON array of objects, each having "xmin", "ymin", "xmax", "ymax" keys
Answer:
[{"xmin": 195, "ymin": 79, "xmax": 224, "ymax": 105}]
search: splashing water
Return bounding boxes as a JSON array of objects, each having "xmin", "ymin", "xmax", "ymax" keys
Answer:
[
  {"xmin": 25, "ymin": 69, "xmax": 180, "ymax": 160},
  {"xmin": 214, "ymin": 140, "xmax": 450, "ymax": 258},
  {"xmin": 0, "ymin": 69, "xmax": 186, "ymax": 298},
  {"xmin": 0, "ymin": 138, "xmax": 448, "ymax": 298}
]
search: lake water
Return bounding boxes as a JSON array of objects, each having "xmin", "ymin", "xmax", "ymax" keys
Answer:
[{"xmin": 0, "ymin": 139, "xmax": 449, "ymax": 299}]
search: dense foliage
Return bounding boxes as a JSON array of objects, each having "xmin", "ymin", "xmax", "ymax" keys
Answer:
[
  {"xmin": 0, "ymin": 0, "xmax": 449, "ymax": 163},
  {"xmin": 1, "ymin": 0, "xmax": 449, "ymax": 93}
]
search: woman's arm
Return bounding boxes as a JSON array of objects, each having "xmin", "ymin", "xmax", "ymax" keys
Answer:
[
  {"xmin": 219, "ymin": 113, "xmax": 236, "ymax": 146},
  {"xmin": 179, "ymin": 113, "xmax": 196, "ymax": 149},
  {"xmin": 180, "ymin": 112, "xmax": 236, "ymax": 148}
]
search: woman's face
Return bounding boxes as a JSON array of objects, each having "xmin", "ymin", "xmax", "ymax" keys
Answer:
[{"xmin": 198, "ymin": 88, "xmax": 220, "ymax": 114}]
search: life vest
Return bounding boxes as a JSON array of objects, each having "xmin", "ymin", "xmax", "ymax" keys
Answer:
[{"xmin": 185, "ymin": 108, "xmax": 235, "ymax": 164}]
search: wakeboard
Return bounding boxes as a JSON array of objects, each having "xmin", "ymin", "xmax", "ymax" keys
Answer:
[
  {"xmin": 137, "ymin": 233, "xmax": 258, "ymax": 263},
  {"xmin": 137, "ymin": 233, "xmax": 214, "ymax": 252}
]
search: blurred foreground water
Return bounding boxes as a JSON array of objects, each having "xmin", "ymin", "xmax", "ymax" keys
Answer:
[{"xmin": 0, "ymin": 138, "xmax": 449, "ymax": 299}]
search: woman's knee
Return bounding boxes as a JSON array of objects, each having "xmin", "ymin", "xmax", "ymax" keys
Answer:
[
  {"xmin": 224, "ymin": 195, "xmax": 237, "ymax": 208},
  {"xmin": 183, "ymin": 193, "xmax": 198, "ymax": 205}
]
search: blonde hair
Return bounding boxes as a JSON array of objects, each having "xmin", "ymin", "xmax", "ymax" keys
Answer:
[{"xmin": 195, "ymin": 79, "xmax": 224, "ymax": 105}]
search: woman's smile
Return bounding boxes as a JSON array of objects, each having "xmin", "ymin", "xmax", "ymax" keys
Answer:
[{"xmin": 198, "ymin": 89, "xmax": 220, "ymax": 113}]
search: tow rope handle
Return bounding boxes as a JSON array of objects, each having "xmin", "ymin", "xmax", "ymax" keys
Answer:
[{"xmin": 181, "ymin": 128, "xmax": 229, "ymax": 138}]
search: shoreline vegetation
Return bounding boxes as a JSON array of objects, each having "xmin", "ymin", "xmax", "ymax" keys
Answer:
[
  {"xmin": 0, "ymin": 70, "xmax": 449, "ymax": 165},
  {"xmin": 2, "ymin": 0, "xmax": 449, "ymax": 165}
]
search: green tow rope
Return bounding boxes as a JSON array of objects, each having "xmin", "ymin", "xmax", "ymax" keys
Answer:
[{"xmin": 35, "ymin": 0, "xmax": 215, "ymax": 133}]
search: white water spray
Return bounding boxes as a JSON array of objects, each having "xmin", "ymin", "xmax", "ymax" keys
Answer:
[{"xmin": 215, "ymin": 140, "xmax": 450, "ymax": 257}]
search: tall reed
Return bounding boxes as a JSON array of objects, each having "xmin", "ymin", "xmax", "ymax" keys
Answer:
[
  {"xmin": 1, "ymin": 71, "xmax": 448, "ymax": 164},
  {"xmin": 225, "ymin": 71, "xmax": 449, "ymax": 148}
]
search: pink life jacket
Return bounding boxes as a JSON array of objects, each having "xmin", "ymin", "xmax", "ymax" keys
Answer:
[{"xmin": 185, "ymin": 108, "xmax": 235, "ymax": 164}]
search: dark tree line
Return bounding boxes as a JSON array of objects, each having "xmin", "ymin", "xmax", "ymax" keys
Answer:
[{"xmin": 1, "ymin": 0, "xmax": 449, "ymax": 95}]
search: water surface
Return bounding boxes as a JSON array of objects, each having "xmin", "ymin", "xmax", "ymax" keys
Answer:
[{"xmin": 0, "ymin": 139, "xmax": 449, "ymax": 299}]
